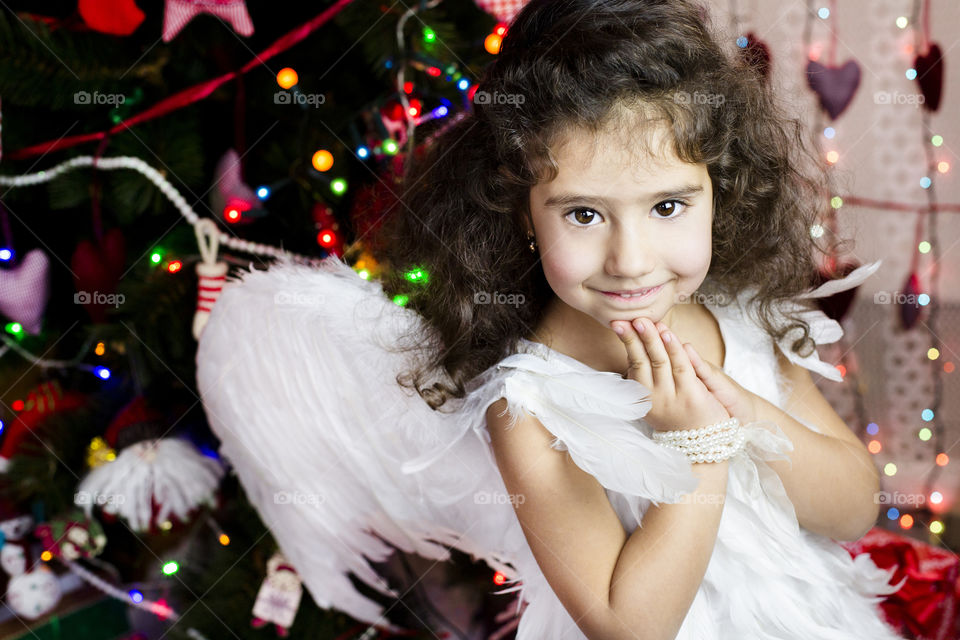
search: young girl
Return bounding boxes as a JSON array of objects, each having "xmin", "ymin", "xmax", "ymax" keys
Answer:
[{"xmin": 196, "ymin": 0, "xmax": 907, "ymax": 638}]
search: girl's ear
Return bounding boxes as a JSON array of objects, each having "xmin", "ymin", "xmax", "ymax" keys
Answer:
[{"xmin": 521, "ymin": 210, "xmax": 536, "ymax": 236}]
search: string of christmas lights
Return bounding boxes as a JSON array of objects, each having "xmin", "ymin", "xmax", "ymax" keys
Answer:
[{"xmin": 0, "ymin": 156, "xmax": 323, "ymax": 264}]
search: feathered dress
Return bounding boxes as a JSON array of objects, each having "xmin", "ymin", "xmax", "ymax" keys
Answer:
[{"xmin": 195, "ymin": 255, "xmax": 907, "ymax": 639}]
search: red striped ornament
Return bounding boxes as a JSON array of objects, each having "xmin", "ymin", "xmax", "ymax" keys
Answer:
[
  {"xmin": 194, "ymin": 260, "xmax": 227, "ymax": 339},
  {"xmin": 162, "ymin": 0, "xmax": 254, "ymax": 42},
  {"xmin": 192, "ymin": 218, "xmax": 228, "ymax": 340}
]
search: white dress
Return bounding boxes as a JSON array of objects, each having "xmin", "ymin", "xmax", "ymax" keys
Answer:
[{"xmin": 196, "ymin": 255, "xmax": 907, "ymax": 639}]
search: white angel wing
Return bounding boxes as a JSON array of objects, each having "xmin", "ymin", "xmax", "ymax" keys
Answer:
[
  {"xmin": 770, "ymin": 260, "xmax": 883, "ymax": 382},
  {"xmin": 195, "ymin": 255, "xmax": 718, "ymax": 637},
  {"xmin": 195, "ymin": 256, "xmax": 523, "ymax": 629}
]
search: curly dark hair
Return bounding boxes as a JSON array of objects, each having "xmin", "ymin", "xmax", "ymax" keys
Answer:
[{"xmin": 371, "ymin": 0, "xmax": 847, "ymax": 411}]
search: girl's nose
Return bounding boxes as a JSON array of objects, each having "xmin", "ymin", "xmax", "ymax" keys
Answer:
[{"xmin": 604, "ymin": 230, "xmax": 657, "ymax": 279}]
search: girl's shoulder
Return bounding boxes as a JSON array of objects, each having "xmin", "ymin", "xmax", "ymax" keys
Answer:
[{"xmin": 702, "ymin": 260, "xmax": 883, "ymax": 383}]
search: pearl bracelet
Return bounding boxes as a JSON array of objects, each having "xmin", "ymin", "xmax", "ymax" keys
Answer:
[{"xmin": 652, "ymin": 417, "xmax": 745, "ymax": 464}]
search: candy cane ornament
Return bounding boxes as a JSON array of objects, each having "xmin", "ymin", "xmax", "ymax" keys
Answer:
[{"xmin": 192, "ymin": 219, "xmax": 228, "ymax": 340}]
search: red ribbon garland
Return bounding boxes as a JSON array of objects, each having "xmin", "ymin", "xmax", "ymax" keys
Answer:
[{"xmin": 7, "ymin": 0, "xmax": 356, "ymax": 161}]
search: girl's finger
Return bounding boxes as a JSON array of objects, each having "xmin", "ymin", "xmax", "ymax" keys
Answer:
[
  {"xmin": 684, "ymin": 343, "xmax": 718, "ymax": 392},
  {"xmin": 685, "ymin": 342, "xmax": 743, "ymax": 416},
  {"xmin": 684, "ymin": 342, "xmax": 706, "ymax": 371},
  {"xmin": 635, "ymin": 317, "xmax": 675, "ymax": 395},
  {"xmin": 658, "ymin": 325, "xmax": 696, "ymax": 393},
  {"xmin": 612, "ymin": 320, "xmax": 652, "ymax": 388}
]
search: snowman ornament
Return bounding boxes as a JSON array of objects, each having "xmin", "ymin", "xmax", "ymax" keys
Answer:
[{"xmin": 1, "ymin": 513, "xmax": 61, "ymax": 620}]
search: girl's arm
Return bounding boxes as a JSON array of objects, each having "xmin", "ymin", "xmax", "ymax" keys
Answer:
[
  {"xmin": 486, "ymin": 399, "xmax": 729, "ymax": 640},
  {"xmin": 690, "ymin": 346, "xmax": 881, "ymax": 542},
  {"xmin": 752, "ymin": 349, "xmax": 881, "ymax": 542}
]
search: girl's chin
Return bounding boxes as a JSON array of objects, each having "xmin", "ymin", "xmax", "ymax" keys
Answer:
[{"xmin": 597, "ymin": 312, "xmax": 660, "ymax": 328}]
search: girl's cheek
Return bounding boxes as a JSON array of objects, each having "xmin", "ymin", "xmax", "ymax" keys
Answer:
[{"xmin": 541, "ymin": 239, "xmax": 591, "ymax": 283}]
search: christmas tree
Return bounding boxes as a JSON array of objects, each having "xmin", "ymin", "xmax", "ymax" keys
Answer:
[{"xmin": 0, "ymin": 1, "xmax": 522, "ymax": 638}]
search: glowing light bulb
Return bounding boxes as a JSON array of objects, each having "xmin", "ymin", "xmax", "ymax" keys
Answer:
[
  {"xmin": 277, "ymin": 68, "xmax": 298, "ymax": 89},
  {"xmin": 312, "ymin": 150, "xmax": 334, "ymax": 172},
  {"xmin": 485, "ymin": 33, "xmax": 502, "ymax": 55}
]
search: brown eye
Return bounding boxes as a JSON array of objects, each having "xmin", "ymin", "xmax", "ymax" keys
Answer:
[
  {"xmin": 653, "ymin": 200, "xmax": 688, "ymax": 218},
  {"xmin": 564, "ymin": 208, "xmax": 600, "ymax": 226}
]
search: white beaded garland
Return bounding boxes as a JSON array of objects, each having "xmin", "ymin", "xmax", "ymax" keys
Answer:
[
  {"xmin": 0, "ymin": 156, "xmax": 323, "ymax": 265},
  {"xmin": 652, "ymin": 417, "xmax": 745, "ymax": 463}
]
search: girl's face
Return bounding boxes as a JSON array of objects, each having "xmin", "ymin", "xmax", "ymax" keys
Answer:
[{"xmin": 527, "ymin": 120, "xmax": 714, "ymax": 333}]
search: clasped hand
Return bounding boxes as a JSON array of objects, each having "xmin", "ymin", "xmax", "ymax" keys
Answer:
[{"xmin": 610, "ymin": 317, "xmax": 757, "ymax": 432}]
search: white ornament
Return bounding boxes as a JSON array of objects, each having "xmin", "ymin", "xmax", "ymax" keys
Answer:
[
  {"xmin": 6, "ymin": 565, "xmax": 61, "ymax": 620},
  {"xmin": 251, "ymin": 551, "xmax": 303, "ymax": 633},
  {"xmin": 75, "ymin": 438, "xmax": 224, "ymax": 532},
  {"xmin": 0, "ymin": 543, "xmax": 26, "ymax": 576}
]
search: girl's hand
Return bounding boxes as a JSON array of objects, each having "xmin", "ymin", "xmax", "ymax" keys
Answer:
[
  {"xmin": 611, "ymin": 317, "xmax": 730, "ymax": 433},
  {"xmin": 684, "ymin": 347, "xmax": 759, "ymax": 424}
]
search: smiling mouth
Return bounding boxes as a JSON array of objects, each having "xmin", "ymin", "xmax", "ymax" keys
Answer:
[
  {"xmin": 602, "ymin": 286, "xmax": 661, "ymax": 296},
  {"xmin": 597, "ymin": 284, "xmax": 664, "ymax": 302}
]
